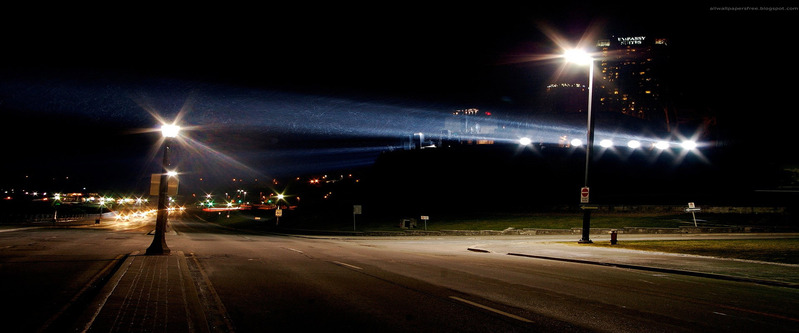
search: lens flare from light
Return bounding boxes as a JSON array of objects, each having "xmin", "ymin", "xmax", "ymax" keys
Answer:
[
  {"xmin": 681, "ymin": 140, "xmax": 698, "ymax": 150},
  {"xmin": 654, "ymin": 141, "xmax": 670, "ymax": 150},
  {"xmin": 563, "ymin": 49, "xmax": 594, "ymax": 65},
  {"xmin": 161, "ymin": 124, "xmax": 181, "ymax": 138}
]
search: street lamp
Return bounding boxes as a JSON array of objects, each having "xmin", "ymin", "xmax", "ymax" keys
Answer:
[
  {"xmin": 146, "ymin": 124, "xmax": 180, "ymax": 255},
  {"xmin": 564, "ymin": 48, "xmax": 596, "ymax": 244},
  {"xmin": 275, "ymin": 193, "xmax": 285, "ymax": 226}
]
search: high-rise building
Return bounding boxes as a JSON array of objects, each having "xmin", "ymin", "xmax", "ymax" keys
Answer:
[
  {"xmin": 545, "ymin": 35, "xmax": 673, "ymax": 131},
  {"xmin": 596, "ymin": 35, "xmax": 672, "ymax": 128}
]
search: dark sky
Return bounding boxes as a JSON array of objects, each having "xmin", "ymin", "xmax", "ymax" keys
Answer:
[{"xmin": 1, "ymin": 2, "xmax": 796, "ymax": 193}]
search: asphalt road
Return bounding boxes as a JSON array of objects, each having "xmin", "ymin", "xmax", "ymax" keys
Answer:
[{"xmin": 1, "ymin": 217, "xmax": 797, "ymax": 332}]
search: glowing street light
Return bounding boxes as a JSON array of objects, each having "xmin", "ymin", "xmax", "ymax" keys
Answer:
[
  {"xmin": 519, "ymin": 137, "xmax": 533, "ymax": 146},
  {"xmin": 627, "ymin": 140, "xmax": 641, "ymax": 149},
  {"xmin": 146, "ymin": 123, "xmax": 180, "ymax": 255},
  {"xmin": 274, "ymin": 193, "xmax": 286, "ymax": 226},
  {"xmin": 564, "ymin": 48, "xmax": 596, "ymax": 244},
  {"xmin": 681, "ymin": 140, "xmax": 698, "ymax": 151},
  {"xmin": 161, "ymin": 124, "xmax": 180, "ymax": 138},
  {"xmin": 563, "ymin": 49, "xmax": 594, "ymax": 66}
]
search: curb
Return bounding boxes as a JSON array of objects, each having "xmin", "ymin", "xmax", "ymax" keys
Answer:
[
  {"xmin": 505, "ymin": 252, "xmax": 799, "ymax": 289},
  {"xmin": 71, "ymin": 251, "xmax": 209, "ymax": 333}
]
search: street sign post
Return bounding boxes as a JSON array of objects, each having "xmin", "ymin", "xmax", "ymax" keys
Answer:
[
  {"xmin": 149, "ymin": 174, "xmax": 178, "ymax": 196},
  {"xmin": 353, "ymin": 205, "xmax": 362, "ymax": 231},
  {"xmin": 685, "ymin": 202, "xmax": 701, "ymax": 227},
  {"xmin": 580, "ymin": 187, "xmax": 590, "ymax": 203},
  {"xmin": 421, "ymin": 215, "xmax": 429, "ymax": 230}
]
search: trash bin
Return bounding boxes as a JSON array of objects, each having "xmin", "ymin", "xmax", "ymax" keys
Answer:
[{"xmin": 610, "ymin": 230, "xmax": 617, "ymax": 245}]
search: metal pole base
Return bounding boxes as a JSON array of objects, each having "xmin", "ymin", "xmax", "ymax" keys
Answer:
[
  {"xmin": 578, "ymin": 207, "xmax": 593, "ymax": 244},
  {"xmin": 145, "ymin": 239, "xmax": 171, "ymax": 255}
]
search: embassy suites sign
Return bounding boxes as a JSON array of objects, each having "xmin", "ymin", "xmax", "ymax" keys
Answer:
[{"xmin": 617, "ymin": 36, "xmax": 646, "ymax": 45}]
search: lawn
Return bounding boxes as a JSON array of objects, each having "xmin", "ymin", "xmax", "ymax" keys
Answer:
[{"xmin": 585, "ymin": 238, "xmax": 799, "ymax": 264}]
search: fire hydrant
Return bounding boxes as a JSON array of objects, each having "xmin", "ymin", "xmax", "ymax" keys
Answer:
[{"xmin": 610, "ymin": 230, "xmax": 618, "ymax": 245}]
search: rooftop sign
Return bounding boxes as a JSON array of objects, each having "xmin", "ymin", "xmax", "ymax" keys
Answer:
[{"xmin": 617, "ymin": 36, "xmax": 646, "ymax": 45}]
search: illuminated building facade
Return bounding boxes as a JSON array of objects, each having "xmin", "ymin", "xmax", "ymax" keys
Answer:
[
  {"xmin": 546, "ymin": 36, "xmax": 673, "ymax": 131},
  {"xmin": 596, "ymin": 35, "xmax": 672, "ymax": 127}
]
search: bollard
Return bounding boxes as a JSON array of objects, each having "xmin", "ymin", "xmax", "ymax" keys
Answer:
[{"xmin": 610, "ymin": 230, "xmax": 617, "ymax": 245}]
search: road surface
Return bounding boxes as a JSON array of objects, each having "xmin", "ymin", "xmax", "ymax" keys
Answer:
[{"xmin": 0, "ymin": 216, "xmax": 796, "ymax": 332}]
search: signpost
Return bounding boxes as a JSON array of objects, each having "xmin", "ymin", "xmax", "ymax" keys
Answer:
[
  {"xmin": 420, "ymin": 215, "xmax": 429, "ymax": 230},
  {"xmin": 580, "ymin": 187, "xmax": 590, "ymax": 204},
  {"xmin": 353, "ymin": 205, "xmax": 362, "ymax": 231},
  {"xmin": 149, "ymin": 174, "xmax": 178, "ymax": 196},
  {"xmin": 685, "ymin": 202, "xmax": 701, "ymax": 227}
]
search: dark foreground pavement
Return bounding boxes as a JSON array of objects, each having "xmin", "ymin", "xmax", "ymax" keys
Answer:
[
  {"xmin": 63, "ymin": 232, "xmax": 798, "ymax": 332},
  {"xmin": 71, "ymin": 251, "xmax": 210, "ymax": 333}
]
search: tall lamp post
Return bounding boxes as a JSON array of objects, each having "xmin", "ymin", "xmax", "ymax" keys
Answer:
[
  {"xmin": 564, "ymin": 49, "xmax": 596, "ymax": 244},
  {"xmin": 146, "ymin": 124, "xmax": 180, "ymax": 255}
]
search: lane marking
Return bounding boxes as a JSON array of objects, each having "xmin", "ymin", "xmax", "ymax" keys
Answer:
[
  {"xmin": 332, "ymin": 261, "xmax": 363, "ymax": 270},
  {"xmin": 449, "ymin": 296, "xmax": 534, "ymax": 323},
  {"xmin": 285, "ymin": 247, "xmax": 304, "ymax": 254}
]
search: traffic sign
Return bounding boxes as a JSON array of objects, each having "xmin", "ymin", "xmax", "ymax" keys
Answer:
[
  {"xmin": 580, "ymin": 187, "xmax": 590, "ymax": 203},
  {"xmin": 149, "ymin": 174, "xmax": 178, "ymax": 196}
]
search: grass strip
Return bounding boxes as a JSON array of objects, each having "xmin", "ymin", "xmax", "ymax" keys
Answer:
[{"xmin": 586, "ymin": 238, "xmax": 799, "ymax": 264}]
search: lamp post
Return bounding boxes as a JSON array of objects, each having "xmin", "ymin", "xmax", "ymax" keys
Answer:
[
  {"xmin": 146, "ymin": 124, "xmax": 179, "ymax": 255},
  {"xmin": 564, "ymin": 49, "xmax": 595, "ymax": 244},
  {"xmin": 275, "ymin": 193, "xmax": 285, "ymax": 226}
]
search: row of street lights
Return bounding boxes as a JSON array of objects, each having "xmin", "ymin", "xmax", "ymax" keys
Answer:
[{"xmin": 520, "ymin": 137, "xmax": 699, "ymax": 152}]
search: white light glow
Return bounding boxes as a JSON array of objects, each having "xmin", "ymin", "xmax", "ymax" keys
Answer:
[
  {"xmin": 599, "ymin": 139, "xmax": 613, "ymax": 148},
  {"xmin": 563, "ymin": 49, "xmax": 594, "ymax": 65},
  {"xmin": 681, "ymin": 140, "xmax": 698, "ymax": 150},
  {"xmin": 519, "ymin": 137, "xmax": 532, "ymax": 146},
  {"xmin": 627, "ymin": 140, "xmax": 641, "ymax": 149},
  {"xmin": 654, "ymin": 141, "xmax": 670, "ymax": 150},
  {"xmin": 570, "ymin": 138, "xmax": 583, "ymax": 146},
  {"xmin": 161, "ymin": 124, "xmax": 180, "ymax": 138}
]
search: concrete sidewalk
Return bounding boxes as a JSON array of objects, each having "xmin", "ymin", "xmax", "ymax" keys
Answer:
[
  {"xmin": 75, "ymin": 251, "xmax": 209, "ymax": 333},
  {"xmin": 467, "ymin": 234, "xmax": 799, "ymax": 288}
]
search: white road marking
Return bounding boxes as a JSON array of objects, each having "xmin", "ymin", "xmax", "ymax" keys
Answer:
[
  {"xmin": 449, "ymin": 296, "xmax": 534, "ymax": 323},
  {"xmin": 332, "ymin": 261, "xmax": 363, "ymax": 270}
]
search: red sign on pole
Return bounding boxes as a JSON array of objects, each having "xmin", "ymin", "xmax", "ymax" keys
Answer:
[{"xmin": 580, "ymin": 187, "xmax": 590, "ymax": 203}]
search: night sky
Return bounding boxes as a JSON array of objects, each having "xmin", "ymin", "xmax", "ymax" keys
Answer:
[{"xmin": 1, "ymin": 3, "xmax": 796, "ymax": 193}]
